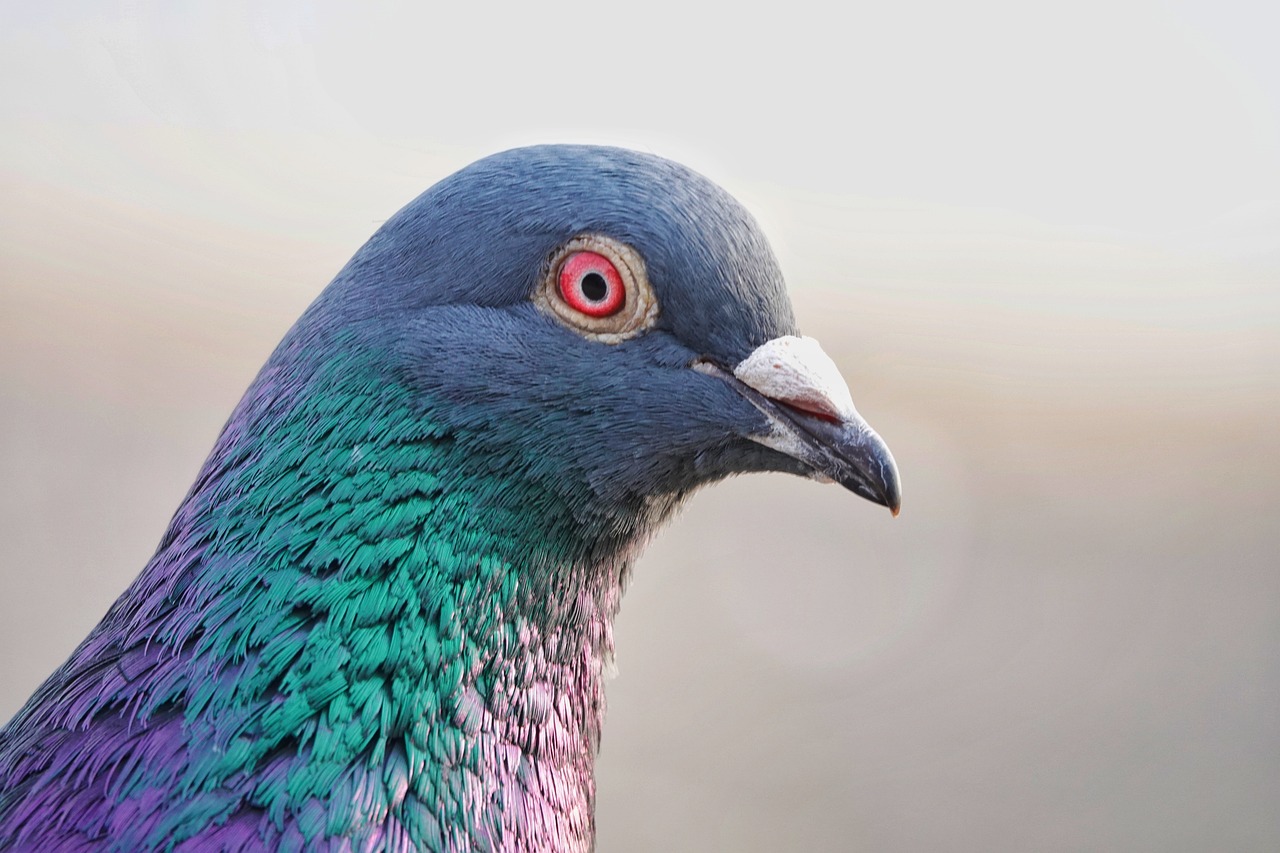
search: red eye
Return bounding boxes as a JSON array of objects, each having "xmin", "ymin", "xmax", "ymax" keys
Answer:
[{"xmin": 557, "ymin": 251, "xmax": 626, "ymax": 317}]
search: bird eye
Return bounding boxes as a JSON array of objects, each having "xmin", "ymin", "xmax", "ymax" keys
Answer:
[
  {"xmin": 537, "ymin": 234, "xmax": 659, "ymax": 342},
  {"xmin": 558, "ymin": 251, "xmax": 626, "ymax": 317}
]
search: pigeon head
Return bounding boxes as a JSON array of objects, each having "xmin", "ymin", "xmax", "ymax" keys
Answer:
[
  {"xmin": 0, "ymin": 144, "xmax": 901, "ymax": 853},
  {"xmin": 271, "ymin": 145, "xmax": 899, "ymax": 560}
]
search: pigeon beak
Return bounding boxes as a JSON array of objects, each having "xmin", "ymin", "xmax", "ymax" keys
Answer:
[{"xmin": 697, "ymin": 336, "xmax": 902, "ymax": 515}]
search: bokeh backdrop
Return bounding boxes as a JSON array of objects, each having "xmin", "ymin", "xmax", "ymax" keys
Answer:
[{"xmin": 2, "ymin": 2, "xmax": 1277, "ymax": 850}]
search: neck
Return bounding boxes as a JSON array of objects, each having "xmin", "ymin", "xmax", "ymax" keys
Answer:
[{"xmin": 42, "ymin": 351, "xmax": 668, "ymax": 851}]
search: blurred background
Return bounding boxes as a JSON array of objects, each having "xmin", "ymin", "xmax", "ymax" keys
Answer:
[{"xmin": 1, "ymin": 1, "xmax": 1277, "ymax": 850}]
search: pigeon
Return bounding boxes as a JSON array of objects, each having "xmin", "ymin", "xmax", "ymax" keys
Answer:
[{"xmin": 0, "ymin": 145, "xmax": 900, "ymax": 852}]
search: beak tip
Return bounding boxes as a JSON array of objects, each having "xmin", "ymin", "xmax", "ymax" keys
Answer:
[
  {"xmin": 844, "ymin": 463, "xmax": 900, "ymax": 516},
  {"xmin": 880, "ymin": 481, "xmax": 902, "ymax": 517},
  {"xmin": 871, "ymin": 456, "xmax": 902, "ymax": 518}
]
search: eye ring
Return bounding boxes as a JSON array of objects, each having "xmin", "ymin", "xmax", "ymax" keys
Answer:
[{"xmin": 536, "ymin": 234, "xmax": 659, "ymax": 342}]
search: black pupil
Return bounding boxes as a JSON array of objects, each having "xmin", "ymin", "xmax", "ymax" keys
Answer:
[{"xmin": 581, "ymin": 272, "xmax": 608, "ymax": 302}]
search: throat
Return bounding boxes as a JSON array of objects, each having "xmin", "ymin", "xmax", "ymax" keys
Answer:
[
  {"xmin": 401, "ymin": 590, "xmax": 618, "ymax": 852},
  {"xmin": 329, "ymin": 562, "xmax": 622, "ymax": 852}
]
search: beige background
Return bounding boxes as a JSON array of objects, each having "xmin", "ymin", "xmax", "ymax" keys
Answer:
[{"xmin": 2, "ymin": 2, "xmax": 1277, "ymax": 850}]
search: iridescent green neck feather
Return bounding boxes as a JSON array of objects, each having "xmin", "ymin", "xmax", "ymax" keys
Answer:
[{"xmin": 152, "ymin": 345, "xmax": 664, "ymax": 850}]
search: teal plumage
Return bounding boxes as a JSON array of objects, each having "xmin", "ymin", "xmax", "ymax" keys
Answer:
[{"xmin": 0, "ymin": 145, "xmax": 899, "ymax": 851}]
